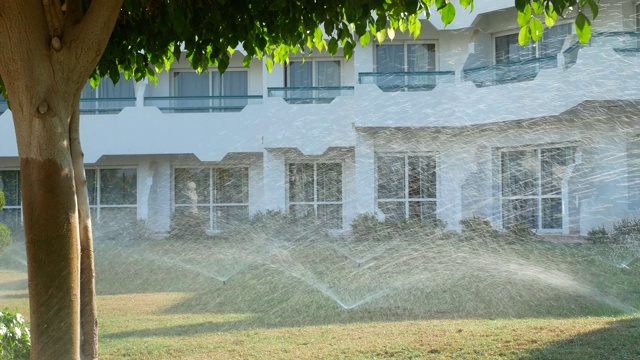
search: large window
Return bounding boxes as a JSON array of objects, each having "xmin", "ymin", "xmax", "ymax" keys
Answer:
[
  {"xmin": 495, "ymin": 23, "xmax": 572, "ymax": 64},
  {"xmin": 288, "ymin": 60, "xmax": 341, "ymax": 87},
  {"xmin": 174, "ymin": 167, "xmax": 249, "ymax": 230},
  {"xmin": 86, "ymin": 168, "xmax": 138, "ymax": 223},
  {"xmin": 376, "ymin": 155, "xmax": 437, "ymax": 222},
  {"xmin": 0, "ymin": 170, "xmax": 21, "ymax": 229},
  {"xmin": 173, "ymin": 70, "xmax": 248, "ymax": 112},
  {"xmin": 288, "ymin": 163, "xmax": 343, "ymax": 229},
  {"xmin": 501, "ymin": 146, "xmax": 575, "ymax": 231},
  {"xmin": 374, "ymin": 42, "xmax": 436, "ymax": 90}
]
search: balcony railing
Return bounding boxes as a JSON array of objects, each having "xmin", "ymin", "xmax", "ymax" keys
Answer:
[
  {"xmin": 144, "ymin": 95, "xmax": 263, "ymax": 113},
  {"xmin": 463, "ymin": 56, "xmax": 557, "ymax": 87},
  {"xmin": 80, "ymin": 97, "xmax": 136, "ymax": 114},
  {"xmin": 358, "ymin": 71, "xmax": 455, "ymax": 92},
  {"xmin": 564, "ymin": 32, "xmax": 640, "ymax": 68},
  {"xmin": 267, "ymin": 86, "xmax": 354, "ymax": 104}
]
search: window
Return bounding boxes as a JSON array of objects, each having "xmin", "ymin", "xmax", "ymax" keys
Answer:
[
  {"xmin": 80, "ymin": 77, "xmax": 135, "ymax": 113},
  {"xmin": 288, "ymin": 163, "xmax": 343, "ymax": 229},
  {"xmin": 376, "ymin": 155, "xmax": 437, "ymax": 222},
  {"xmin": 174, "ymin": 167, "xmax": 249, "ymax": 230},
  {"xmin": 0, "ymin": 170, "xmax": 21, "ymax": 229},
  {"xmin": 288, "ymin": 60, "xmax": 341, "ymax": 87},
  {"xmin": 495, "ymin": 23, "xmax": 572, "ymax": 64},
  {"xmin": 501, "ymin": 146, "xmax": 575, "ymax": 231},
  {"xmin": 376, "ymin": 43, "xmax": 436, "ymax": 72},
  {"xmin": 172, "ymin": 70, "xmax": 248, "ymax": 112},
  {"xmin": 374, "ymin": 42, "xmax": 436, "ymax": 91},
  {"xmin": 86, "ymin": 168, "xmax": 138, "ymax": 223}
]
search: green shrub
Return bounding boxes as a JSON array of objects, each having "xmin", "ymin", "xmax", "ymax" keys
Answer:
[
  {"xmin": 169, "ymin": 208, "xmax": 211, "ymax": 240},
  {"xmin": 0, "ymin": 224, "xmax": 9, "ymax": 258},
  {"xmin": 460, "ymin": 216, "xmax": 500, "ymax": 238},
  {"xmin": 505, "ymin": 222, "xmax": 538, "ymax": 240},
  {"xmin": 610, "ymin": 218, "xmax": 640, "ymax": 243},
  {"xmin": 0, "ymin": 191, "xmax": 5, "ymax": 210},
  {"xmin": 0, "ymin": 308, "xmax": 30, "ymax": 360},
  {"xmin": 220, "ymin": 210, "xmax": 330, "ymax": 245},
  {"xmin": 587, "ymin": 226, "xmax": 609, "ymax": 244},
  {"xmin": 94, "ymin": 218, "xmax": 159, "ymax": 242},
  {"xmin": 350, "ymin": 213, "xmax": 384, "ymax": 241}
]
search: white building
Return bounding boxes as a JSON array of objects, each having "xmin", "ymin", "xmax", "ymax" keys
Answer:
[{"xmin": 1, "ymin": 0, "xmax": 640, "ymax": 235}]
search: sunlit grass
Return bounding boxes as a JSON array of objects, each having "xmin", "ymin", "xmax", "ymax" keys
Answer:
[{"xmin": 1, "ymin": 234, "xmax": 639, "ymax": 359}]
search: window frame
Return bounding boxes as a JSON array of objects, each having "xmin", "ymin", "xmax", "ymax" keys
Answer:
[
  {"xmin": 491, "ymin": 23, "xmax": 573, "ymax": 64},
  {"xmin": 85, "ymin": 166, "xmax": 139, "ymax": 222},
  {"xmin": 286, "ymin": 58, "xmax": 344, "ymax": 87},
  {"xmin": 375, "ymin": 152, "xmax": 438, "ymax": 221},
  {"xmin": 498, "ymin": 144, "xmax": 576, "ymax": 233},
  {"xmin": 285, "ymin": 160, "xmax": 344, "ymax": 229},
  {"xmin": 172, "ymin": 165, "xmax": 250, "ymax": 231},
  {"xmin": 0, "ymin": 169, "xmax": 22, "ymax": 226},
  {"xmin": 170, "ymin": 68, "xmax": 250, "ymax": 97},
  {"xmin": 373, "ymin": 40, "xmax": 439, "ymax": 72}
]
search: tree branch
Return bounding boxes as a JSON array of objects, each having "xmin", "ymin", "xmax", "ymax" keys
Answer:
[
  {"xmin": 63, "ymin": 0, "xmax": 83, "ymax": 30},
  {"xmin": 42, "ymin": 0, "xmax": 63, "ymax": 37},
  {"xmin": 65, "ymin": 0, "xmax": 123, "ymax": 81}
]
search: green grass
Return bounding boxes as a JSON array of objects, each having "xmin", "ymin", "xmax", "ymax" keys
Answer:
[{"xmin": 1, "ymin": 232, "xmax": 640, "ymax": 359}]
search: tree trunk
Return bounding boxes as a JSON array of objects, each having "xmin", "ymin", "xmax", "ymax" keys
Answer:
[
  {"xmin": 71, "ymin": 105, "xmax": 99, "ymax": 360},
  {"xmin": 0, "ymin": 1, "xmax": 124, "ymax": 358},
  {"xmin": 14, "ymin": 109, "xmax": 81, "ymax": 360}
]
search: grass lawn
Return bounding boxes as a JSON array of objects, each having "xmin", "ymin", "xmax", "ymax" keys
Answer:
[{"xmin": 1, "ymin": 231, "xmax": 640, "ymax": 359}]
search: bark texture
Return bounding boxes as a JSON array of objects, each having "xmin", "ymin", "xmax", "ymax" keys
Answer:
[{"xmin": 0, "ymin": 1, "xmax": 123, "ymax": 358}]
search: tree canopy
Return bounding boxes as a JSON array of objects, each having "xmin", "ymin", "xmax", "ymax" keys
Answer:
[{"xmin": 70, "ymin": 0, "xmax": 598, "ymax": 88}]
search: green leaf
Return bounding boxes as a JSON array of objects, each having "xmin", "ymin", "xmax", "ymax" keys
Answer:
[
  {"xmin": 459, "ymin": 0, "xmax": 473, "ymax": 9},
  {"xmin": 313, "ymin": 27, "xmax": 324, "ymax": 51},
  {"xmin": 518, "ymin": 25, "xmax": 531, "ymax": 46},
  {"xmin": 376, "ymin": 29, "xmax": 387, "ymax": 43},
  {"xmin": 440, "ymin": 2, "xmax": 456, "ymax": 26},
  {"xmin": 243, "ymin": 55, "xmax": 252, "ymax": 68},
  {"xmin": 544, "ymin": 4, "xmax": 557, "ymax": 28},
  {"xmin": 343, "ymin": 41, "xmax": 354, "ymax": 60},
  {"xmin": 408, "ymin": 14, "xmax": 421, "ymax": 38},
  {"xmin": 359, "ymin": 31, "xmax": 370, "ymax": 47},
  {"xmin": 328, "ymin": 38, "xmax": 339, "ymax": 55},
  {"xmin": 530, "ymin": 17, "xmax": 543, "ymax": 42},
  {"xmin": 531, "ymin": 0, "xmax": 544, "ymax": 15},
  {"xmin": 575, "ymin": 12, "xmax": 592, "ymax": 44},
  {"xmin": 587, "ymin": 0, "xmax": 599, "ymax": 19},
  {"xmin": 265, "ymin": 56, "xmax": 274, "ymax": 73},
  {"xmin": 517, "ymin": 4, "xmax": 532, "ymax": 27},
  {"xmin": 388, "ymin": 27, "xmax": 396, "ymax": 41}
]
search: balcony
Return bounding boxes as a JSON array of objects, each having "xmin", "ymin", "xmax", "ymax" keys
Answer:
[
  {"xmin": 358, "ymin": 71, "xmax": 455, "ymax": 92},
  {"xmin": 267, "ymin": 86, "xmax": 354, "ymax": 104},
  {"xmin": 0, "ymin": 100, "xmax": 7, "ymax": 115},
  {"xmin": 79, "ymin": 97, "xmax": 136, "ymax": 114},
  {"xmin": 144, "ymin": 95, "xmax": 263, "ymax": 113},
  {"xmin": 463, "ymin": 56, "xmax": 557, "ymax": 87}
]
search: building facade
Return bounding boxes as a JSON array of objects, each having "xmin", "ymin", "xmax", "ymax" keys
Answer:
[{"xmin": 1, "ymin": 0, "xmax": 640, "ymax": 235}]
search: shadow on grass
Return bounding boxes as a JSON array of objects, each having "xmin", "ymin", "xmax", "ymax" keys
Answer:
[{"xmin": 523, "ymin": 317, "xmax": 640, "ymax": 360}]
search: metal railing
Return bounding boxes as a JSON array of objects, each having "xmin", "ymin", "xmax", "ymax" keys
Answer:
[
  {"xmin": 144, "ymin": 95, "xmax": 262, "ymax": 113},
  {"xmin": 79, "ymin": 97, "xmax": 136, "ymax": 114},
  {"xmin": 358, "ymin": 71, "xmax": 455, "ymax": 92},
  {"xmin": 267, "ymin": 86, "xmax": 354, "ymax": 104},
  {"xmin": 564, "ymin": 32, "xmax": 640, "ymax": 68},
  {"xmin": 463, "ymin": 56, "xmax": 557, "ymax": 87}
]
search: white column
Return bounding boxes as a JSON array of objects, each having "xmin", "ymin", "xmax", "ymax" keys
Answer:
[
  {"xmin": 134, "ymin": 79, "xmax": 147, "ymax": 107},
  {"xmin": 146, "ymin": 159, "xmax": 172, "ymax": 232},
  {"xmin": 355, "ymin": 131, "xmax": 377, "ymax": 217},
  {"xmin": 263, "ymin": 150, "xmax": 286, "ymax": 211}
]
